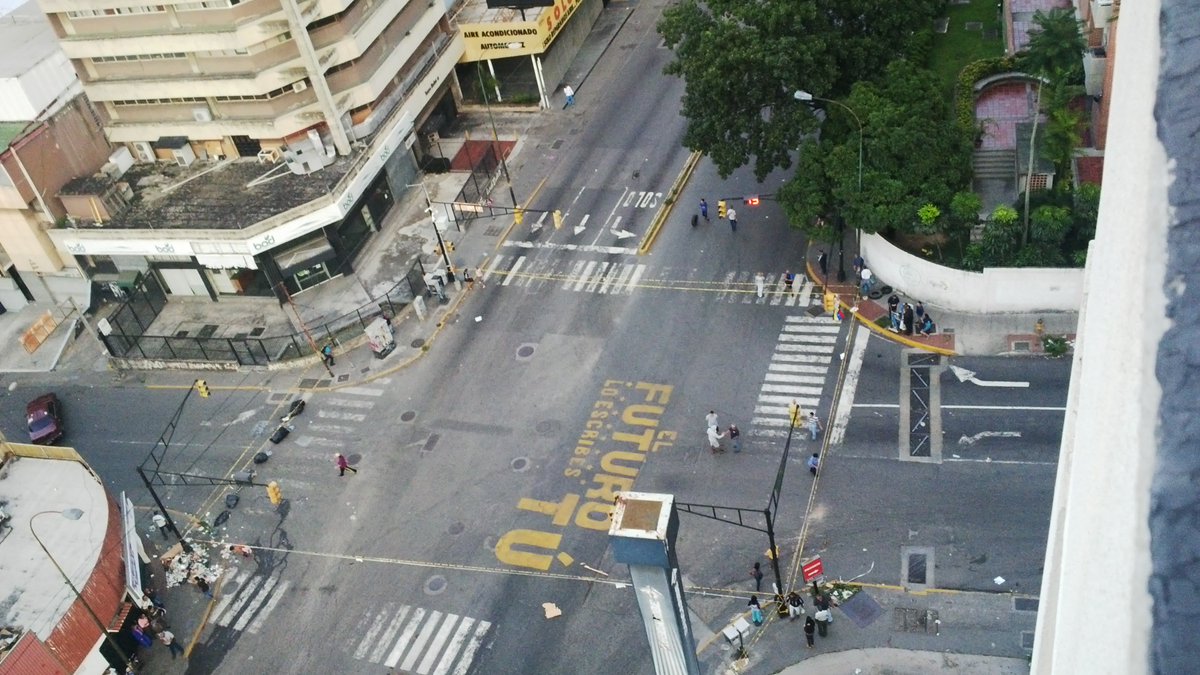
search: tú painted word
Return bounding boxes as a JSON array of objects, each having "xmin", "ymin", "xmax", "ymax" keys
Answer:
[{"xmin": 494, "ymin": 381, "xmax": 677, "ymax": 571}]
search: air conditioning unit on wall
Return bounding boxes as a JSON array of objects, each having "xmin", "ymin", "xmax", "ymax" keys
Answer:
[
  {"xmin": 292, "ymin": 81, "xmax": 308, "ymax": 93},
  {"xmin": 132, "ymin": 141, "xmax": 155, "ymax": 163},
  {"xmin": 193, "ymin": 107, "xmax": 213, "ymax": 122}
]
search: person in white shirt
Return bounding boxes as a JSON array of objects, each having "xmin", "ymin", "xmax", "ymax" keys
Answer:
[
  {"xmin": 705, "ymin": 410, "xmax": 718, "ymax": 429},
  {"xmin": 707, "ymin": 426, "xmax": 726, "ymax": 453}
]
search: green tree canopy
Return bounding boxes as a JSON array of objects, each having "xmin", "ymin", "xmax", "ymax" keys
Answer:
[
  {"xmin": 780, "ymin": 60, "xmax": 973, "ymax": 237},
  {"xmin": 658, "ymin": 0, "xmax": 944, "ymax": 180},
  {"xmin": 1018, "ymin": 9, "xmax": 1086, "ymax": 82}
]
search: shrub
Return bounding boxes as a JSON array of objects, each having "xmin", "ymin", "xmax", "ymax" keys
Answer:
[{"xmin": 955, "ymin": 56, "xmax": 1019, "ymax": 130}]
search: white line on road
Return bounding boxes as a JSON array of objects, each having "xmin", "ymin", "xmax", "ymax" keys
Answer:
[
  {"xmin": 502, "ymin": 256, "xmax": 525, "ymax": 286},
  {"xmin": 945, "ymin": 457, "xmax": 1057, "ymax": 466},
  {"xmin": 323, "ymin": 398, "xmax": 376, "ymax": 409},
  {"xmin": 246, "ymin": 580, "xmax": 290, "ymax": 634},
  {"xmin": 355, "ymin": 604, "xmax": 397, "ymax": 660},
  {"xmin": 778, "ymin": 333, "xmax": 838, "ymax": 344},
  {"xmin": 767, "ymin": 363, "xmax": 831, "ymax": 374},
  {"xmin": 317, "ymin": 410, "xmax": 367, "ymax": 422},
  {"xmin": 417, "ymin": 613, "xmax": 461, "ymax": 675},
  {"xmin": 771, "ymin": 352, "xmax": 834, "ymax": 364},
  {"xmin": 431, "ymin": 618, "xmax": 476, "ymax": 675},
  {"xmin": 337, "ymin": 386, "xmax": 386, "ymax": 397},
  {"xmin": 757, "ymin": 395, "xmax": 822, "ymax": 407},
  {"xmin": 830, "ymin": 325, "xmax": 871, "ymax": 445},
  {"xmin": 385, "ymin": 608, "xmax": 427, "ymax": 668},
  {"xmin": 764, "ymin": 373, "xmax": 829, "ymax": 385},
  {"xmin": 624, "ymin": 264, "xmax": 646, "ymax": 294},
  {"xmin": 574, "ymin": 213, "xmax": 589, "ymax": 236},
  {"xmin": 369, "ymin": 606, "xmax": 411, "ymax": 663},
  {"xmin": 232, "ymin": 575, "xmax": 281, "ymax": 631},
  {"xmin": 782, "ymin": 323, "xmax": 842, "ymax": 334},
  {"xmin": 451, "ymin": 621, "xmax": 492, "ymax": 675},
  {"xmin": 572, "ymin": 260, "xmax": 597, "ymax": 292},
  {"xmin": 584, "ymin": 262, "xmax": 611, "ymax": 293},
  {"xmin": 760, "ymin": 384, "xmax": 824, "ymax": 395},
  {"xmin": 772, "ymin": 343, "xmax": 836, "ymax": 354},
  {"xmin": 401, "ymin": 610, "xmax": 444, "ymax": 672}
]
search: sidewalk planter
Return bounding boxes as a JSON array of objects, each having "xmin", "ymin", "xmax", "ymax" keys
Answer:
[{"xmin": 860, "ymin": 233, "xmax": 1084, "ymax": 314}]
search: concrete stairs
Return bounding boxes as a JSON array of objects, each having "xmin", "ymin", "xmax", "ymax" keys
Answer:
[{"xmin": 973, "ymin": 148, "xmax": 1016, "ymax": 180}]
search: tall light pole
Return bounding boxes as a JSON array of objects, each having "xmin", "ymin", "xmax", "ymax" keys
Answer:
[
  {"xmin": 796, "ymin": 90, "xmax": 863, "ymax": 283},
  {"xmin": 30, "ymin": 509, "xmax": 135, "ymax": 674},
  {"xmin": 475, "ymin": 62, "xmax": 519, "ymax": 212}
]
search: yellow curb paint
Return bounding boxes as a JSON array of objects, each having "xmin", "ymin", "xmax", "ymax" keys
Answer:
[{"xmin": 638, "ymin": 150, "xmax": 702, "ymax": 255}]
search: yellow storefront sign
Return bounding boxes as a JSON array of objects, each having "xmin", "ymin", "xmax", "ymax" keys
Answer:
[{"xmin": 460, "ymin": 0, "xmax": 586, "ymax": 62}]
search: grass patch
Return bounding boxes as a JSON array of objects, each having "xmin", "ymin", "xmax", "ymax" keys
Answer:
[{"xmin": 929, "ymin": 0, "xmax": 1006, "ymax": 99}]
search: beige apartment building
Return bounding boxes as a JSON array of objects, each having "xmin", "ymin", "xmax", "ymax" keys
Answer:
[{"xmin": 34, "ymin": 0, "xmax": 465, "ymax": 301}]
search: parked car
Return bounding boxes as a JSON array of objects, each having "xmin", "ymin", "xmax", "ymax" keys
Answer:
[{"xmin": 26, "ymin": 393, "xmax": 64, "ymax": 444}]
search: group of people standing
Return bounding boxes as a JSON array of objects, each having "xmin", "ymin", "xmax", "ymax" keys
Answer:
[
  {"xmin": 887, "ymin": 295, "xmax": 935, "ymax": 336},
  {"xmin": 706, "ymin": 410, "xmax": 740, "ymax": 453},
  {"xmin": 746, "ymin": 587, "xmax": 837, "ymax": 650}
]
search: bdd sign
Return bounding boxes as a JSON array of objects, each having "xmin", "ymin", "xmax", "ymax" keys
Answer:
[{"xmin": 802, "ymin": 556, "xmax": 824, "ymax": 583}]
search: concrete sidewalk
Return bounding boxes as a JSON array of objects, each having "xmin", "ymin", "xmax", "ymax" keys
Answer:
[
  {"xmin": 777, "ymin": 648, "xmax": 1029, "ymax": 674},
  {"xmin": 803, "ymin": 248, "xmax": 1078, "ymax": 357}
]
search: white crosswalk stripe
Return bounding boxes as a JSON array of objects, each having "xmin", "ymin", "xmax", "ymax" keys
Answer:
[
  {"xmin": 351, "ymin": 603, "xmax": 494, "ymax": 674},
  {"xmin": 482, "ymin": 255, "xmax": 826, "ymax": 304},
  {"xmin": 750, "ymin": 315, "xmax": 846, "ymax": 438},
  {"xmin": 212, "ymin": 568, "xmax": 293, "ymax": 635}
]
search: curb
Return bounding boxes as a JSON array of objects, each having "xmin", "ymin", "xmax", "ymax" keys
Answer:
[
  {"xmin": 803, "ymin": 256, "xmax": 957, "ymax": 357},
  {"xmin": 638, "ymin": 150, "xmax": 702, "ymax": 254}
]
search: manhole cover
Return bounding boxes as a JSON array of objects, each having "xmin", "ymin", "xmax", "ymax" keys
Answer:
[
  {"xmin": 536, "ymin": 420, "xmax": 561, "ymax": 435},
  {"xmin": 448, "ymin": 522, "xmax": 464, "ymax": 535},
  {"xmin": 400, "ymin": 411, "xmax": 417, "ymax": 422},
  {"xmin": 511, "ymin": 457, "xmax": 530, "ymax": 472},
  {"xmin": 411, "ymin": 338, "xmax": 426, "ymax": 349},
  {"xmin": 517, "ymin": 345, "xmax": 535, "ymax": 358},
  {"xmin": 423, "ymin": 575, "xmax": 447, "ymax": 595}
]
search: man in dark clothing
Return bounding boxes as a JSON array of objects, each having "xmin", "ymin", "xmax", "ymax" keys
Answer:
[
  {"xmin": 804, "ymin": 616, "xmax": 816, "ymax": 648},
  {"xmin": 750, "ymin": 562, "xmax": 764, "ymax": 592}
]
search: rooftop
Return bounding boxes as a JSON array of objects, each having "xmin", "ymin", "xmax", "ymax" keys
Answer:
[
  {"xmin": 69, "ymin": 154, "xmax": 359, "ymax": 231},
  {"xmin": 0, "ymin": 1, "xmax": 61, "ymax": 79},
  {"xmin": 0, "ymin": 453, "xmax": 109, "ymax": 640},
  {"xmin": 0, "ymin": 121, "xmax": 29, "ymax": 153}
]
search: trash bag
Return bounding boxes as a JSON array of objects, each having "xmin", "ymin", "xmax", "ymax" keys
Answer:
[{"xmin": 269, "ymin": 426, "xmax": 289, "ymax": 444}]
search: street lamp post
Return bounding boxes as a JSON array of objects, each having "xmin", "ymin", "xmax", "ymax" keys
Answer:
[
  {"xmin": 795, "ymin": 90, "xmax": 863, "ymax": 283},
  {"xmin": 30, "ymin": 509, "xmax": 135, "ymax": 674}
]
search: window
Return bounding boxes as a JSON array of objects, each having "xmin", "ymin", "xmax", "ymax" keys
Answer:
[
  {"xmin": 94, "ymin": 53, "xmax": 186, "ymax": 62},
  {"xmin": 68, "ymin": 5, "xmax": 164, "ymax": 16},
  {"xmin": 112, "ymin": 96, "xmax": 206, "ymax": 106},
  {"xmin": 175, "ymin": 0, "xmax": 241, "ymax": 10}
]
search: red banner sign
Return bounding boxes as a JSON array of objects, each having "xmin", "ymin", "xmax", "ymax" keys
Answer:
[{"xmin": 801, "ymin": 556, "xmax": 824, "ymax": 582}]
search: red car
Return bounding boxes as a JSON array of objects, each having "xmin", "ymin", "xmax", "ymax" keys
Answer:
[{"xmin": 26, "ymin": 393, "xmax": 64, "ymax": 444}]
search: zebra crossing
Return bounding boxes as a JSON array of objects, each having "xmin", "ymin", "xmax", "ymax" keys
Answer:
[
  {"xmin": 749, "ymin": 316, "xmax": 844, "ymax": 438},
  {"xmin": 480, "ymin": 254, "xmax": 821, "ymax": 305},
  {"xmin": 351, "ymin": 602, "xmax": 493, "ymax": 674},
  {"xmin": 288, "ymin": 381, "xmax": 389, "ymax": 451},
  {"xmin": 212, "ymin": 566, "xmax": 492, "ymax": 674}
]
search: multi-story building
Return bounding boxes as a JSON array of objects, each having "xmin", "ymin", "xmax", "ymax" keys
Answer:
[{"xmin": 35, "ymin": 0, "xmax": 465, "ymax": 301}]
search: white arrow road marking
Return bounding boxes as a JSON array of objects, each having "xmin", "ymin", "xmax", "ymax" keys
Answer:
[
  {"xmin": 949, "ymin": 365, "xmax": 1030, "ymax": 388},
  {"xmin": 531, "ymin": 211, "xmax": 547, "ymax": 232},
  {"xmin": 574, "ymin": 213, "xmax": 589, "ymax": 235},
  {"xmin": 612, "ymin": 228, "xmax": 636, "ymax": 240},
  {"xmin": 221, "ymin": 409, "xmax": 260, "ymax": 426},
  {"xmin": 958, "ymin": 431, "xmax": 1023, "ymax": 446}
]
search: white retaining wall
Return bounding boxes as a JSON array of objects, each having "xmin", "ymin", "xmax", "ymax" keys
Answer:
[{"xmin": 860, "ymin": 233, "xmax": 1084, "ymax": 313}]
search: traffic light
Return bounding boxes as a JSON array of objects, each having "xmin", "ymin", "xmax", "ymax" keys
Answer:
[
  {"xmin": 445, "ymin": 241, "xmax": 455, "ymax": 254},
  {"xmin": 823, "ymin": 291, "xmax": 837, "ymax": 313},
  {"xmin": 553, "ymin": 210, "xmax": 563, "ymax": 229},
  {"xmin": 267, "ymin": 481, "xmax": 283, "ymax": 506},
  {"xmin": 744, "ymin": 195, "xmax": 760, "ymax": 206},
  {"xmin": 514, "ymin": 208, "xmax": 524, "ymax": 225},
  {"xmin": 717, "ymin": 200, "xmax": 727, "ymax": 219},
  {"xmin": 195, "ymin": 379, "xmax": 210, "ymax": 398}
]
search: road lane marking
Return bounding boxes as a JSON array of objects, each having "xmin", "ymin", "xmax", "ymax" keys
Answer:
[
  {"xmin": 624, "ymin": 264, "xmax": 646, "ymax": 294},
  {"xmin": 369, "ymin": 605, "xmax": 411, "ymax": 663},
  {"xmin": 501, "ymin": 256, "xmax": 526, "ymax": 286},
  {"xmin": 385, "ymin": 608, "xmax": 427, "ymax": 667},
  {"xmin": 355, "ymin": 604, "xmax": 397, "ymax": 660},
  {"xmin": 246, "ymin": 580, "xmax": 290, "ymax": 634},
  {"xmin": 771, "ymin": 353, "xmax": 834, "ymax": 364},
  {"xmin": 450, "ymin": 621, "xmax": 492, "ymax": 675},
  {"xmin": 417, "ymin": 613, "xmax": 460, "ymax": 675},
  {"xmin": 431, "ymin": 618, "xmax": 476, "ymax": 675},
  {"xmin": 768, "ymin": 363, "xmax": 831, "ymax": 374},
  {"xmin": 400, "ymin": 610, "xmax": 444, "ymax": 672},
  {"xmin": 337, "ymin": 386, "xmax": 385, "ymax": 397},
  {"xmin": 830, "ymin": 325, "xmax": 871, "ymax": 444},
  {"xmin": 764, "ymin": 373, "xmax": 829, "ymax": 385},
  {"xmin": 852, "ymin": 404, "xmax": 1067, "ymax": 411},
  {"xmin": 778, "ymin": 333, "xmax": 839, "ymax": 344}
]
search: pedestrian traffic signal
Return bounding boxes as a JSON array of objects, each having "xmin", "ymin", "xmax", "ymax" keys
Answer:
[
  {"xmin": 744, "ymin": 195, "xmax": 760, "ymax": 206},
  {"xmin": 553, "ymin": 210, "xmax": 563, "ymax": 229},
  {"xmin": 823, "ymin": 291, "xmax": 837, "ymax": 313},
  {"xmin": 194, "ymin": 379, "xmax": 210, "ymax": 398},
  {"xmin": 514, "ymin": 208, "xmax": 524, "ymax": 225},
  {"xmin": 718, "ymin": 200, "xmax": 727, "ymax": 219},
  {"xmin": 267, "ymin": 481, "xmax": 282, "ymax": 506},
  {"xmin": 445, "ymin": 241, "xmax": 455, "ymax": 254}
]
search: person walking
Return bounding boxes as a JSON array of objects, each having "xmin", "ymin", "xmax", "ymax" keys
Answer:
[
  {"xmin": 807, "ymin": 452, "xmax": 820, "ymax": 476},
  {"xmin": 699, "ymin": 198, "xmax": 709, "ymax": 221},
  {"xmin": 728, "ymin": 424, "xmax": 741, "ymax": 453},
  {"xmin": 786, "ymin": 591, "xmax": 805, "ymax": 621},
  {"xmin": 227, "ymin": 544, "xmax": 254, "ymax": 562},
  {"xmin": 750, "ymin": 562, "xmax": 764, "ymax": 592},
  {"xmin": 335, "ymin": 452, "xmax": 358, "ymax": 476},
  {"xmin": 803, "ymin": 616, "xmax": 816, "ymax": 648},
  {"xmin": 859, "ymin": 267, "xmax": 873, "ymax": 297},
  {"xmin": 806, "ymin": 412, "xmax": 823, "ymax": 441},
  {"xmin": 728, "ymin": 207, "xmax": 738, "ymax": 232},
  {"xmin": 158, "ymin": 629, "xmax": 185, "ymax": 659},
  {"xmin": 194, "ymin": 576, "xmax": 213, "ymax": 599},
  {"xmin": 151, "ymin": 511, "xmax": 169, "ymax": 540},
  {"xmin": 321, "ymin": 341, "xmax": 335, "ymax": 367},
  {"xmin": 707, "ymin": 426, "xmax": 726, "ymax": 453},
  {"xmin": 706, "ymin": 410, "xmax": 718, "ymax": 430},
  {"xmin": 748, "ymin": 595, "xmax": 764, "ymax": 626},
  {"xmin": 754, "ymin": 272, "xmax": 766, "ymax": 298},
  {"xmin": 563, "ymin": 84, "xmax": 575, "ymax": 107}
]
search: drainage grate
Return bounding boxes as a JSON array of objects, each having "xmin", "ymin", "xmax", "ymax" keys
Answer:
[
  {"xmin": 198, "ymin": 324, "xmax": 219, "ymax": 338},
  {"xmin": 423, "ymin": 433, "xmax": 440, "ymax": 453},
  {"xmin": 299, "ymin": 378, "xmax": 320, "ymax": 389},
  {"xmin": 484, "ymin": 226, "xmax": 502, "ymax": 237},
  {"xmin": 894, "ymin": 608, "xmax": 938, "ymax": 633},
  {"xmin": 907, "ymin": 553, "xmax": 928, "ymax": 584},
  {"xmin": 337, "ymin": 374, "xmax": 350, "ymax": 382},
  {"xmin": 1021, "ymin": 631, "xmax": 1035, "ymax": 649},
  {"xmin": 1014, "ymin": 597, "xmax": 1039, "ymax": 612},
  {"xmin": 250, "ymin": 327, "xmax": 265, "ymax": 336}
]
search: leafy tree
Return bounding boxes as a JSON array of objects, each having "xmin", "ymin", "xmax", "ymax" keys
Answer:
[
  {"xmin": 1071, "ymin": 182, "xmax": 1101, "ymax": 241},
  {"xmin": 917, "ymin": 204, "xmax": 942, "ymax": 232},
  {"xmin": 1030, "ymin": 204, "xmax": 1072, "ymax": 246},
  {"xmin": 658, "ymin": 0, "xmax": 944, "ymax": 180},
  {"xmin": 1018, "ymin": 9, "xmax": 1085, "ymax": 83},
  {"xmin": 949, "ymin": 192, "xmax": 983, "ymax": 231},
  {"xmin": 782, "ymin": 60, "xmax": 972, "ymax": 237}
]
